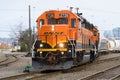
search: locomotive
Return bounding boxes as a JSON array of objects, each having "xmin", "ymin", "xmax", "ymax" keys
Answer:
[{"xmin": 32, "ymin": 10, "xmax": 99, "ymax": 71}]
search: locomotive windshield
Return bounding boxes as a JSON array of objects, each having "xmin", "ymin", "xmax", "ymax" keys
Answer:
[{"xmin": 48, "ymin": 18, "xmax": 68, "ymax": 24}]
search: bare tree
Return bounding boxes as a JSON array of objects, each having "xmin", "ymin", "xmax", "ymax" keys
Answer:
[
  {"xmin": 10, "ymin": 23, "xmax": 36, "ymax": 52},
  {"xmin": 9, "ymin": 22, "xmax": 23, "ymax": 41}
]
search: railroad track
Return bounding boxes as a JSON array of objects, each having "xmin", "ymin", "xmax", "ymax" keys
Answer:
[
  {"xmin": 27, "ymin": 56, "xmax": 120, "ymax": 80},
  {"xmin": 1, "ymin": 55, "xmax": 120, "ymax": 80},
  {"xmin": 94, "ymin": 56, "xmax": 120, "ymax": 64},
  {"xmin": 26, "ymin": 71, "xmax": 61, "ymax": 80},
  {"xmin": 111, "ymin": 75, "xmax": 120, "ymax": 80},
  {"xmin": 0, "ymin": 54, "xmax": 18, "ymax": 67},
  {"xmin": 80, "ymin": 63, "xmax": 120, "ymax": 80},
  {"xmin": 0, "ymin": 55, "xmax": 9, "ymax": 63},
  {"xmin": 65, "ymin": 56, "xmax": 120, "ymax": 73},
  {"xmin": 1, "ymin": 71, "xmax": 61, "ymax": 80}
]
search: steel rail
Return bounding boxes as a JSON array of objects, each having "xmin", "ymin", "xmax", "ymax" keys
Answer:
[
  {"xmin": 111, "ymin": 74, "xmax": 120, "ymax": 80},
  {"xmin": 0, "ymin": 55, "xmax": 9, "ymax": 63},
  {"xmin": 0, "ymin": 71, "xmax": 61, "ymax": 80},
  {"xmin": 80, "ymin": 64, "xmax": 120, "ymax": 80},
  {"xmin": 0, "ymin": 54, "xmax": 18, "ymax": 67}
]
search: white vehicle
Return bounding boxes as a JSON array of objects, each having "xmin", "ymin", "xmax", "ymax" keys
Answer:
[
  {"xmin": 99, "ymin": 39, "xmax": 120, "ymax": 53},
  {"xmin": 107, "ymin": 40, "xmax": 116, "ymax": 52},
  {"xmin": 114, "ymin": 40, "xmax": 120, "ymax": 52},
  {"xmin": 99, "ymin": 39, "xmax": 109, "ymax": 53},
  {"xmin": 10, "ymin": 46, "xmax": 21, "ymax": 52}
]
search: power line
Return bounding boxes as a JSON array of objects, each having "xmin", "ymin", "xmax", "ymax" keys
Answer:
[
  {"xmin": 0, "ymin": 30, "xmax": 13, "ymax": 32},
  {"xmin": 0, "ymin": 7, "xmax": 120, "ymax": 14},
  {"xmin": 80, "ymin": 8, "xmax": 120, "ymax": 14}
]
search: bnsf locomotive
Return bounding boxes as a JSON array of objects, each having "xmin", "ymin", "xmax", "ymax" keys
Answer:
[{"xmin": 32, "ymin": 10, "xmax": 99, "ymax": 71}]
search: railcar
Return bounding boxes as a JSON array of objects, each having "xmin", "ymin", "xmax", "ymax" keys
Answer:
[
  {"xmin": 32, "ymin": 10, "xmax": 99, "ymax": 71},
  {"xmin": 108, "ymin": 40, "xmax": 116, "ymax": 52},
  {"xmin": 99, "ymin": 39, "xmax": 120, "ymax": 53},
  {"xmin": 99, "ymin": 39, "xmax": 109, "ymax": 54},
  {"xmin": 114, "ymin": 40, "xmax": 120, "ymax": 52}
]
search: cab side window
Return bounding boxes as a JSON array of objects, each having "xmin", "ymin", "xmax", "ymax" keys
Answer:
[
  {"xmin": 94, "ymin": 31, "xmax": 97, "ymax": 36},
  {"xmin": 40, "ymin": 19, "xmax": 44, "ymax": 27},
  {"xmin": 71, "ymin": 18, "xmax": 76, "ymax": 28}
]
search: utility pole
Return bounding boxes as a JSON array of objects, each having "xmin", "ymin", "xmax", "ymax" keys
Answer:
[
  {"xmin": 28, "ymin": 5, "xmax": 32, "ymax": 54},
  {"xmin": 33, "ymin": 26, "xmax": 35, "ymax": 43}
]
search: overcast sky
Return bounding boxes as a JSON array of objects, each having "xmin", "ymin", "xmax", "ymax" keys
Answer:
[{"xmin": 0, "ymin": 0, "xmax": 120, "ymax": 38}]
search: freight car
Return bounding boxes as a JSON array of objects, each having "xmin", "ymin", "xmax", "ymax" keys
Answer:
[
  {"xmin": 32, "ymin": 10, "xmax": 99, "ymax": 71},
  {"xmin": 99, "ymin": 39, "xmax": 109, "ymax": 53},
  {"xmin": 99, "ymin": 39, "xmax": 120, "ymax": 53},
  {"xmin": 99, "ymin": 39, "xmax": 115, "ymax": 54},
  {"xmin": 114, "ymin": 40, "xmax": 120, "ymax": 52}
]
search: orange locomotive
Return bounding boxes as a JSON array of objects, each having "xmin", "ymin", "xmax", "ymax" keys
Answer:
[{"xmin": 32, "ymin": 10, "xmax": 99, "ymax": 71}]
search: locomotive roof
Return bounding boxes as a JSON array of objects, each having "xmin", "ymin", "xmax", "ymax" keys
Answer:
[{"xmin": 36, "ymin": 10, "xmax": 81, "ymax": 21}]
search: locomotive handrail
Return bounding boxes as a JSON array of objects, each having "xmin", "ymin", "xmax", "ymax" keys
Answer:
[{"xmin": 66, "ymin": 35, "xmax": 76, "ymax": 58}]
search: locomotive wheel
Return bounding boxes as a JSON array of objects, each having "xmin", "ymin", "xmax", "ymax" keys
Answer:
[
  {"xmin": 73, "ymin": 58, "xmax": 78, "ymax": 65},
  {"xmin": 90, "ymin": 50, "xmax": 95, "ymax": 62},
  {"xmin": 62, "ymin": 69, "xmax": 70, "ymax": 73},
  {"xmin": 76, "ymin": 51, "xmax": 83, "ymax": 63},
  {"xmin": 73, "ymin": 51, "xmax": 84, "ymax": 65}
]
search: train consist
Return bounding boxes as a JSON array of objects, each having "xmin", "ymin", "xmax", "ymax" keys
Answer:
[
  {"xmin": 99, "ymin": 39, "xmax": 120, "ymax": 53},
  {"xmin": 32, "ymin": 10, "xmax": 99, "ymax": 71}
]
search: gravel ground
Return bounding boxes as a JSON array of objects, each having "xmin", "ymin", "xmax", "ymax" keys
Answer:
[
  {"xmin": 97, "ymin": 53, "xmax": 120, "ymax": 60},
  {"xmin": 113, "ymin": 75, "xmax": 120, "ymax": 80},
  {"xmin": 42, "ymin": 60, "xmax": 120, "ymax": 80},
  {"xmin": 33, "ymin": 53, "xmax": 120, "ymax": 80},
  {"xmin": 0, "ymin": 53, "xmax": 6, "ymax": 62},
  {"xmin": 0, "ymin": 53, "xmax": 31, "ymax": 78},
  {"xmin": 0, "ymin": 53, "xmax": 120, "ymax": 79}
]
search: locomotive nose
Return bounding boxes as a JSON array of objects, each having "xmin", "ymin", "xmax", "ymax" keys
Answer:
[{"xmin": 40, "ymin": 25, "xmax": 68, "ymax": 47}]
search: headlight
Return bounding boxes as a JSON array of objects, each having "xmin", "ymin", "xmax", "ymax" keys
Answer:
[
  {"xmin": 40, "ymin": 52, "xmax": 42, "ymax": 54},
  {"xmin": 59, "ymin": 43, "xmax": 64, "ymax": 48},
  {"xmin": 40, "ymin": 44, "xmax": 43, "ymax": 47},
  {"xmin": 61, "ymin": 52, "xmax": 64, "ymax": 55},
  {"xmin": 68, "ymin": 50, "xmax": 71, "ymax": 52}
]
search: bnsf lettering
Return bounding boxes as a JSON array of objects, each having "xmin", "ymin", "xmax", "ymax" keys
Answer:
[{"xmin": 44, "ymin": 32, "xmax": 64, "ymax": 35}]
